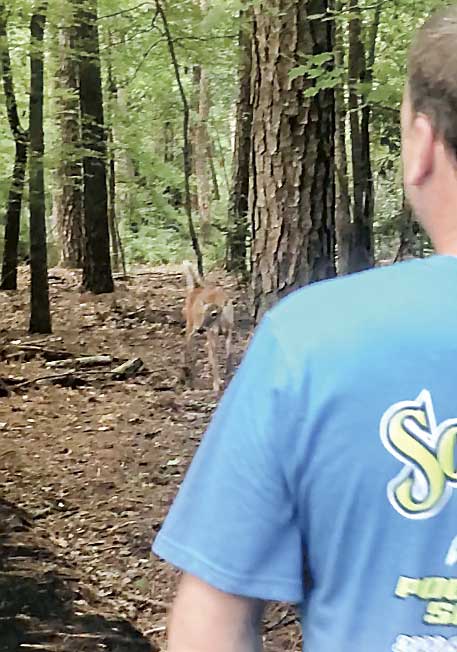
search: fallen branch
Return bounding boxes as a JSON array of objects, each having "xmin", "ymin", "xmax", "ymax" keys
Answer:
[
  {"xmin": 106, "ymin": 520, "xmax": 137, "ymax": 534},
  {"xmin": 111, "ymin": 357, "xmax": 144, "ymax": 379},
  {"xmin": 3, "ymin": 343, "xmax": 70, "ymax": 362},
  {"xmin": 0, "ymin": 375, "xmax": 27, "ymax": 386},
  {"xmin": 45, "ymin": 355, "xmax": 114, "ymax": 369},
  {"xmin": 12, "ymin": 370, "xmax": 90, "ymax": 390},
  {"xmin": 10, "ymin": 358, "xmax": 146, "ymax": 391},
  {"xmin": 143, "ymin": 625, "xmax": 166, "ymax": 636}
]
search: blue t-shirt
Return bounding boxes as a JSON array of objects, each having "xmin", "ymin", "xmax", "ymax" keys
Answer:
[{"xmin": 153, "ymin": 256, "xmax": 457, "ymax": 651}]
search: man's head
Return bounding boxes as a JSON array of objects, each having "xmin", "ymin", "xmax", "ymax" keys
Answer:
[{"xmin": 403, "ymin": 5, "xmax": 457, "ymax": 251}]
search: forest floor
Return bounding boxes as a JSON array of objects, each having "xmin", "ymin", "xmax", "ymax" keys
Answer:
[{"xmin": 0, "ymin": 266, "xmax": 301, "ymax": 652}]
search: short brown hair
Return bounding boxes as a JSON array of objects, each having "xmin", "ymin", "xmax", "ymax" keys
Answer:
[{"xmin": 408, "ymin": 5, "xmax": 457, "ymax": 154}]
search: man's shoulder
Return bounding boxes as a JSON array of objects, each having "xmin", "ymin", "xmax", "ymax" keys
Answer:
[
  {"xmin": 272, "ymin": 259, "xmax": 420, "ymax": 318},
  {"xmin": 266, "ymin": 259, "xmax": 425, "ymax": 356}
]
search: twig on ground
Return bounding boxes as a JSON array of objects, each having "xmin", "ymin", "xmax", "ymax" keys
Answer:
[
  {"xmin": 10, "ymin": 358, "xmax": 146, "ymax": 390},
  {"xmin": 264, "ymin": 613, "xmax": 298, "ymax": 633}
]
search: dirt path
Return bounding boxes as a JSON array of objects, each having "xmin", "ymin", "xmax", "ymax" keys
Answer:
[{"xmin": 0, "ymin": 266, "xmax": 300, "ymax": 652}]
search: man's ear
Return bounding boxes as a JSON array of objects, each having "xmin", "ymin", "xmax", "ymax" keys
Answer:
[{"xmin": 405, "ymin": 114, "xmax": 435, "ymax": 187}]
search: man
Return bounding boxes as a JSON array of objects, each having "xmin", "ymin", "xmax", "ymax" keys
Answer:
[{"xmin": 154, "ymin": 7, "xmax": 457, "ymax": 651}]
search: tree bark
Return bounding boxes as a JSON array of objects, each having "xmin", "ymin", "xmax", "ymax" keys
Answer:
[
  {"xmin": 251, "ymin": 0, "xmax": 336, "ymax": 321},
  {"xmin": 78, "ymin": 0, "xmax": 114, "ymax": 293},
  {"xmin": 194, "ymin": 13, "xmax": 212, "ymax": 244},
  {"xmin": 0, "ymin": 3, "xmax": 28, "ymax": 291},
  {"xmin": 226, "ymin": 8, "xmax": 252, "ymax": 276},
  {"xmin": 29, "ymin": 2, "xmax": 52, "ymax": 334},
  {"xmin": 55, "ymin": 1, "xmax": 84, "ymax": 269}
]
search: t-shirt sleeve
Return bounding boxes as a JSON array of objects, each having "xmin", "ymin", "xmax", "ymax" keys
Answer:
[{"xmin": 152, "ymin": 315, "xmax": 305, "ymax": 604}]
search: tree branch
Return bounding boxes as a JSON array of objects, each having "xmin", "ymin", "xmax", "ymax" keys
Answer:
[
  {"xmin": 98, "ymin": 2, "xmax": 154, "ymax": 20},
  {"xmin": 126, "ymin": 36, "xmax": 164, "ymax": 83},
  {"xmin": 99, "ymin": 26, "xmax": 157, "ymax": 51}
]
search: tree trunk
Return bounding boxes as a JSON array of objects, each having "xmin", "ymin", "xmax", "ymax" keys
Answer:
[
  {"xmin": 29, "ymin": 2, "xmax": 52, "ymax": 334},
  {"xmin": 334, "ymin": 0, "xmax": 352, "ymax": 275},
  {"xmin": 207, "ymin": 140, "xmax": 220, "ymax": 201},
  {"xmin": 116, "ymin": 86, "xmax": 139, "ymax": 232},
  {"xmin": 251, "ymin": 0, "xmax": 336, "ymax": 321},
  {"xmin": 347, "ymin": 0, "xmax": 380, "ymax": 273},
  {"xmin": 106, "ymin": 34, "xmax": 121, "ymax": 273},
  {"xmin": 107, "ymin": 127, "xmax": 120, "ymax": 272},
  {"xmin": 194, "ymin": 40, "xmax": 212, "ymax": 242},
  {"xmin": 78, "ymin": 0, "xmax": 114, "ymax": 294},
  {"xmin": 55, "ymin": 2, "xmax": 84, "ymax": 269},
  {"xmin": 215, "ymin": 128, "xmax": 231, "ymax": 193},
  {"xmin": 0, "ymin": 3, "xmax": 28, "ymax": 291},
  {"xmin": 360, "ymin": 1, "xmax": 381, "ymax": 254},
  {"xmin": 1, "ymin": 137, "xmax": 28, "ymax": 291},
  {"xmin": 163, "ymin": 122, "xmax": 183, "ymax": 208},
  {"xmin": 226, "ymin": 8, "xmax": 252, "ymax": 276},
  {"xmin": 164, "ymin": 120, "xmax": 174, "ymax": 163},
  {"xmin": 190, "ymin": 66, "xmax": 200, "ymax": 214}
]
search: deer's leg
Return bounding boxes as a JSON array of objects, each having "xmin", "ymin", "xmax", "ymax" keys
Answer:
[
  {"xmin": 222, "ymin": 301, "xmax": 234, "ymax": 379},
  {"xmin": 225, "ymin": 326, "xmax": 233, "ymax": 378},
  {"xmin": 207, "ymin": 329, "xmax": 221, "ymax": 393},
  {"xmin": 183, "ymin": 323, "xmax": 195, "ymax": 386}
]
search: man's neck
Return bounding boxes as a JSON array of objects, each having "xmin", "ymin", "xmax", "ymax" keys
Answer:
[{"xmin": 430, "ymin": 227, "xmax": 457, "ymax": 257}]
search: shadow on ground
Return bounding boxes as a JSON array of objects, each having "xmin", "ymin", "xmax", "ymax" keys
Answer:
[{"xmin": 0, "ymin": 497, "xmax": 157, "ymax": 652}]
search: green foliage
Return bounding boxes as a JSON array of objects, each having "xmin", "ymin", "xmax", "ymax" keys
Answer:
[
  {"xmin": 0, "ymin": 0, "xmax": 237, "ymax": 267},
  {"xmin": 0, "ymin": 0, "xmax": 452, "ymax": 271}
]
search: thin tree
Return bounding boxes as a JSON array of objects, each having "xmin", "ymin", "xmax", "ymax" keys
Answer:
[
  {"xmin": 29, "ymin": 1, "xmax": 52, "ymax": 333},
  {"xmin": 194, "ymin": 0, "xmax": 212, "ymax": 243},
  {"xmin": 347, "ymin": 0, "xmax": 381, "ymax": 273},
  {"xmin": 163, "ymin": 120, "xmax": 183, "ymax": 208},
  {"xmin": 226, "ymin": 7, "xmax": 253, "ymax": 277},
  {"xmin": 78, "ymin": 0, "xmax": 114, "ymax": 293},
  {"xmin": 106, "ymin": 29, "xmax": 122, "ymax": 273},
  {"xmin": 107, "ymin": 125, "xmax": 121, "ymax": 274},
  {"xmin": 251, "ymin": 1, "xmax": 336, "ymax": 320},
  {"xmin": 155, "ymin": 0, "xmax": 203, "ymax": 276},
  {"xmin": 0, "ymin": 3, "xmax": 28, "ymax": 291},
  {"xmin": 334, "ymin": 0, "xmax": 352, "ymax": 275},
  {"xmin": 208, "ymin": 140, "xmax": 220, "ymax": 201},
  {"xmin": 116, "ymin": 84, "xmax": 139, "ymax": 233}
]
